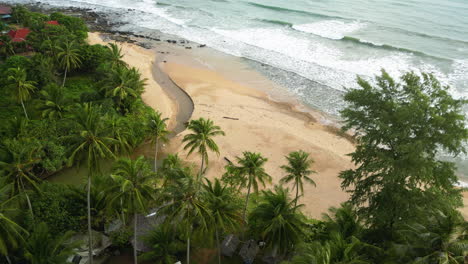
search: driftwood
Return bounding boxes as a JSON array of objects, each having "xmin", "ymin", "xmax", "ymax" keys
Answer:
[
  {"xmin": 224, "ymin": 157, "xmax": 233, "ymax": 164},
  {"xmin": 223, "ymin": 116, "xmax": 239, "ymax": 120}
]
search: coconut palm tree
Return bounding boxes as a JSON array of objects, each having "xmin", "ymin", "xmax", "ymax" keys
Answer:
[
  {"xmin": 108, "ymin": 43, "xmax": 128, "ymax": 69},
  {"xmin": 6, "ymin": 67, "xmax": 36, "ymax": 120},
  {"xmin": 0, "ymin": 181, "xmax": 27, "ymax": 264},
  {"xmin": 182, "ymin": 118, "xmax": 225, "ymax": 181},
  {"xmin": 159, "ymin": 154, "xmax": 185, "ymax": 188},
  {"xmin": 0, "ymin": 36, "xmax": 16, "ymax": 57},
  {"xmin": 109, "ymin": 156, "xmax": 155, "ymax": 264},
  {"xmin": 101, "ymin": 66, "xmax": 146, "ymax": 113},
  {"xmin": 228, "ymin": 151, "xmax": 271, "ymax": 222},
  {"xmin": 280, "ymin": 150, "xmax": 316, "ymax": 208},
  {"xmin": 68, "ymin": 103, "xmax": 116, "ymax": 264},
  {"xmin": 398, "ymin": 210, "xmax": 468, "ymax": 264},
  {"xmin": 203, "ymin": 179, "xmax": 242, "ymax": 264},
  {"xmin": 57, "ymin": 40, "xmax": 82, "ymax": 87},
  {"xmin": 38, "ymin": 84, "xmax": 67, "ymax": 119},
  {"xmin": 0, "ymin": 139, "xmax": 41, "ymax": 221},
  {"xmin": 148, "ymin": 111, "xmax": 170, "ymax": 171},
  {"xmin": 164, "ymin": 169, "xmax": 210, "ymax": 264},
  {"xmin": 140, "ymin": 223, "xmax": 185, "ymax": 264},
  {"xmin": 107, "ymin": 116, "xmax": 135, "ymax": 156},
  {"xmin": 249, "ymin": 185, "xmax": 305, "ymax": 256},
  {"xmin": 24, "ymin": 222, "xmax": 79, "ymax": 264}
]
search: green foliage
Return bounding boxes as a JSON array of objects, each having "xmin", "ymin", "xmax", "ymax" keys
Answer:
[
  {"xmin": 109, "ymin": 227, "xmax": 132, "ymax": 249},
  {"xmin": 249, "ymin": 185, "xmax": 306, "ymax": 255},
  {"xmin": 280, "ymin": 150, "xmax": 316, "ymax": 206},
  {"xmin": 340, "ymin": 70, "xmax": 467, "ymax": 237},
  {"xmin": 29, "ymin": 182, "xmax": 86, "ymax": 234},
  {"xmin": 79, "ymin": 44, "xmax": 112, "ymax": 72},
  {"xmin": 141, "ymin": 224, "xmax": 186, "ymax": 264},
  {"xmin": 23, "ymin": 222, "xmax": 79, "ymax": 264},
  {"xmin": 50, "ymin": 12, "xmax": 89, "ymax": 40}
]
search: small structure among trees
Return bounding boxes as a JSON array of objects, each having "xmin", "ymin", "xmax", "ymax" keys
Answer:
[
  {"xmin": 8, "ymin": 28, "xmax": 30, "ymax": 42},
  {"xmin": 239, "ymin": 240, "xmax": 259, "ymax": 264},
  {"xmin": 221, "ymin": 234, "xmax": 240, "ymax": 257},
  {"xmin": 0, "ymin": 5, "xmax": 12, "ymax": 19}
]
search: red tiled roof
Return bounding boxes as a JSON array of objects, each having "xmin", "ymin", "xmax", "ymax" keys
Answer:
[
  {"xmin": 46, "ymin": 20, "xmax": 60, "ymax": 25},
  {"xmin": 8, "ymin": 28, "xmax": 31, "ymax": 42},
  {"xmin": 0, "ymin": 5, "xmax": 12, "ymax": 15}
]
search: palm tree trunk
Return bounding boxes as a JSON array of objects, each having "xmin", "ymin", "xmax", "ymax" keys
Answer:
[
  {"xmin": 20, "ymin": 99, "xmax": 29, "ymax": 120},
  {"xmin": 199, "ymin": 155, "xmax": 205, "ymax": 182},
  {"xmin": 187, "ymin": 236, "xmax": 190, "ymax": 264},
  {"xmin": 216, "ymin": 227, "xmax": 221, "ymax": 264},
  {"xmin": 242, "ymin": 179, "xmax": 252, "ymax": 223},
  {"xmin": 87, "ymin": 174, "xmax": 93, "ymax": 264},
  {"xmin": 62, "ymin": 66, "xmax": 68, "ymax": 87},
  {"xmin": 295, "ymin": 183, "xmax": 299, "ymax": 208},
  {"xmin": 134, "ymin": 212, "xmax": 138, "ymax": 264},
  {"xmin": 5, "ymin": 255, "xmax": 12, "ymax": 264},
  {"xmin": 20, "ymin": 178, "xmax": 34, "ymax": 221},
  {"xmin": 154, "ymin": 138, "xmax": 159, "ymax": 172}
]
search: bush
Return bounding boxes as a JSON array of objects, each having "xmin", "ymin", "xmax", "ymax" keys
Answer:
[
  {"xmin": 50, "ymin": 12, "xmax": 88, "ymax": 40},
  {"xmin": 79, "ymin": 44, "xmax": 111, "ymax": 72},
  {"xmin": 29, "ymin": 182, "xmax": 86, "ymax": 234},
  {"xmin": 109, "ymin": 227, "xmax": 132, "ymax": 249}
]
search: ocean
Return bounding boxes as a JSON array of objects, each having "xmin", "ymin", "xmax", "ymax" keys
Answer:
[{"xmin": 5, "ymin": 0, "xmax": 468, "ymax": 178}]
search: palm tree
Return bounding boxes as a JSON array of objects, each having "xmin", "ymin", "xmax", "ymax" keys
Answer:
[
  {"xmin": 280, "ymin": 150, "xmax": 316, "ymax": 208},
  {"xmin": 68, "ymin": 103, "xmax": 116, "ymax": 264},
  {"xmin": 107, "ymin": 116, "xmax": 135, "ymax": 156},
  {"xmin": 203, "ymin": 179, "xmax": 242, "ymax": 264},
  {"xmin": 182, "ymin": 118, "xmax": 225, "ymax": 181},
  {"xmin": 108, "ymin": 43, "xmax": 128, "ymax": 69},
  {"xmin": 164, "ymin": 169, "xmax": 210, "ymax": 264},
  {"xmin": 140, "ymin": 223, "xmax": 185, "ymax": 264},
  {"xmin": 228, "ymin": 151, "xmax": 271, "ymax": 222},
  {"xmin": 398, "ymin": 210, "xmax": 468, "ymax": 264},
  {"xmin": 57, "ymin": 40, "xmax": 82, "ymax": 87},
  {"xmin": 6, "ymin": 67, "xmax": 36, "ymax": 120},
  {"xmin": 39, "ymin": 84, "xmax": 67, "ymax": 119},
  {"xmin": 0, "ymin": 35, "xmax": 15, "ymax": 57},
  {"xmin": 109, "ymin": 156, "xmax": 155, "ymax": 264},
  {"xmin": 24, "ymin": 222, "xmax": 79, "ymax": 264},
  {"xmin": 0, "ymin": 181, "xmax": 27, "ymax": 264},
  {"xmin": 0, "ymin": 139, "xmax": 41, "ymax": 220},
  {"xmin": 148, "ymin": 111, "xmax": 169, "ymax": 171},
  {"xmin": 102, "ymin": 66, "xmax": 146, "ymax": 113},
  {"xmin": 159, "ymin": 154, "xmax": 184, "ymax": 187},
  {"xmin": 249, "ymin": 185, "xmax": 305, "ymax": 256}
]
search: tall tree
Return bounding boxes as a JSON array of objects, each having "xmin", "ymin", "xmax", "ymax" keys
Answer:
[
  {"xmin": 339, "ymin": 70, "xmax": 467, "ymax": 238},
  {"xmin": 0, "ymin": 139, "xmax": 41, "ymax": 221},
  {"xmin": 101, "ymin": 66, "xmax": 145, "ymax": 114},
  {"xmin": 249, "ymin": 185, "xmax": 305, "ymax": 256},
  {"xmin": 57, "ymin": 40, "xmax": 82, "ymax": 87},
  {"xmin": 109, "ymin": 156, "xmax": 155, "ymax": 264},
  {"xmin": 164, "ymin": 168, "xmax": 210, "ymax": 264},
  {"xmin": 38, "ymin": 84, "xmax": 67, "ymax": 119},
  {"xmin": 182, "ymin": 118, "xmax": 225, "ymax": 182},
  {"xmin": 280, "ymin": 150, "xmax": 316, "ymax": 208},
  {"xmin": 108, "ymin": 43, "xmax": 128, "ymax": 69},
  {"xmin": 148, "ymin": 111, "xmax": 169, "ymax": 171},
  {"xmin": 202, "ymin": 179, "xmax": 242, "ymax": 264},
  {"xmin": 6, "ymin": 67, "xmax": 36, "ymax": 120},
  {"xmin": 0, "ymin": 181, "xmax": 27, "ymax": 264},
  {"xmin": 24, "ymin": 222, "xmax": 79, "ymax": 264},
  {"xmin": 227, "ymin": 151, "xmax": 271, "ymax": 222},
  {"xmin": 68, "ymin": 103, "xmax": 116, "ymax": 264}
]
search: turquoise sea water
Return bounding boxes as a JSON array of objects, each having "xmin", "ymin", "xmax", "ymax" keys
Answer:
[{"xmin": 5, "ymin": 0, "xmax": 468, "ymax": 177}]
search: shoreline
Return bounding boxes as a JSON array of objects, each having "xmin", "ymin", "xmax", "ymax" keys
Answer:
[
  {"xmin": 87, "ymin": 31, "xmax": 355, "ymax": 217},
  {"xmin": 87, "ymin": 31, "xmax": 468, "ymax": 219}
]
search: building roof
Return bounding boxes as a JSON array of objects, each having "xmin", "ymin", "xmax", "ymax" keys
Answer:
[
  {"xmin": 8, "ymin": 28, "xmax": 30, "ymax": 42},
  {"xmin": 46, "ymin": 20, "xmax": 60, "ymax": 25},
  {"xmin": 0, "ymin": 5, "xmax": 12, "ymax": 15}
]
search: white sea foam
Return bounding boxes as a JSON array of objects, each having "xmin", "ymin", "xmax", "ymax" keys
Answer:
[{"xmin": 292, "ymin": 20, "xmax": 367, "ymax": 40}]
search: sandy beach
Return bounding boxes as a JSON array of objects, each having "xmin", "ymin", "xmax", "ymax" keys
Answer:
[{"xmin": 87, "ymin": 32, "xmax": 468, "ymax": 219}]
